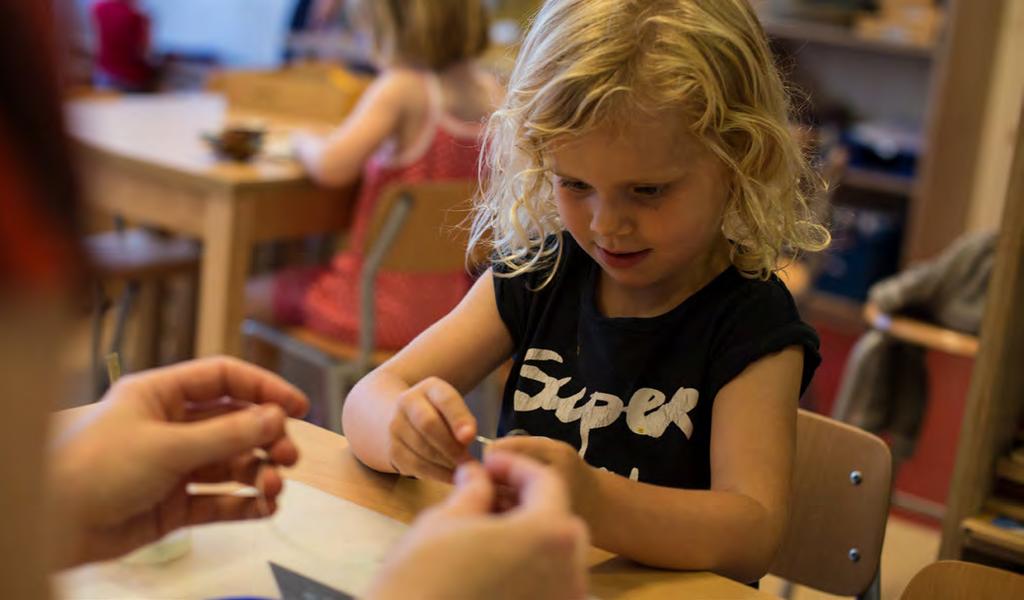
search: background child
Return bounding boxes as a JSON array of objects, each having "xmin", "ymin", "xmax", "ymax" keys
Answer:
[
  {"xmin": 343, "ymin": 0, "xmax": 830, "ymax": 583},
  {"xmin": 91, "ymin": 0, "xmax": 159, "ymax": 92},
  {"xmin": 246, "ymin": 0, "xmax": 502, "ymax": 351}
]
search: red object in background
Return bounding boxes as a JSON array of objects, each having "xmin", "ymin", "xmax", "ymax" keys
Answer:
[
  {"xmin": 810, "ymin": 322, "xmax": 973, "ymax": 528},
  {"xmin": 92, "ymin": 0, "xmax": 155, "ymax": 88}
]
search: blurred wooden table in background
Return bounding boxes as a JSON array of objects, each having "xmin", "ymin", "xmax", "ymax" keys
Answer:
[{"xmin": 67, "ymin": 93, "xmax": 354, "ymax": 357}]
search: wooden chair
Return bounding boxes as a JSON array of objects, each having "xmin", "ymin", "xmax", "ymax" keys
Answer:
[
  {"xmin": 86, "ymin": 228, "xmax": 200, "ymax": 397},
  {"xmin": 243, "ymin": 180, "xmax": 479, "ymax": 432},
  {"xmin": 770, "ymin": 409, "xmax": 893, "ymax": 600},
  {"xmin": 207, "ymin": 64, "xmax": 370, "ymax": 124},
  {"xmin": 900, "ymin": 560, "xmax": 1024, "ymax": 600},
  {"xmin": 860, "ymin": 300, "xmax": 980, "ymax": 359}
]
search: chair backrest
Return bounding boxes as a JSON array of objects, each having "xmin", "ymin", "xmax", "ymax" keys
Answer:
[
  {"xmin": 361, "ymin": 180, "xmax": 480, "ymax": 274},
  {"xmin": 901, "ymin": 560, "xmax": 1024, "ymax": 600},
  {"xmin": 769, "ymin": 409, "xmax": 892, "ymax": 596},
  {"xmin": 207, "ymin": 65, "xmax": 370, "ymax": 124}
]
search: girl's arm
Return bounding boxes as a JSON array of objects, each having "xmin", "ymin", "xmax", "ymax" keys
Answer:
[
  {"xmin": 494, "ymin": 346, "xmax": 802, "ymax": 582},
  {"xmin": 342, "ymin": 271, "xmax": 515, "ymax": 476},
  {"xmin": 293, "ymin": 70, "xmax": 413, "ymax": 188}
]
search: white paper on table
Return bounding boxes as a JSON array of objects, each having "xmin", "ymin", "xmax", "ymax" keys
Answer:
[{"xmin": 57, "ymin": 481, "xmax": 410, "ymax": 600}]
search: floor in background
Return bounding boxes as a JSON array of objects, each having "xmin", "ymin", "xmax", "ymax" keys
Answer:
[{"xmin": 762, "ymin": 514, "xmax": 940, "ymax": 599}]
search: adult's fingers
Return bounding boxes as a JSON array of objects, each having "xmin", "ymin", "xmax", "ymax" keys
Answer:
[
  {"xmin": 161, "ymin": 404, "xmax": 289, "ymax": 474},
  {"xmin": 184, "ymin": 494, "xmax": 276, "ymax": 526},
  {"xmin": 483, "ymin": 451, "xmax": 571, "ymax": 515},
  {"xmin": 127, "ymin": 357, "xmax": 309, "ymax": 420},
  {"xmin": 185, "ymin": 465, "xmax": 283, "ymax": 526},
  {"xmin": 189, "ymin": 451, "xmax": 262, "ymax": 484},
  {"xmin": 433, "ymin": 462, "xmax": 494, "ymax": 518},
  {"xmin": 488, "ymin": 436, "xmax": 558, "ymax": 464}
]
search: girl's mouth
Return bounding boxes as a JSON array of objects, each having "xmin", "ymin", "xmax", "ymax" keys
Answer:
[{"xmin": 596, "ymin": 247, "xmax": 652, "ymax": 269}]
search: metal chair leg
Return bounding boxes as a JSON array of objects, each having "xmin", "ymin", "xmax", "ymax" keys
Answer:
[
  {"xmin": 324, "ymin": 363, "xmax": 351, "ymax": 435},
  {"xmin": 858, "ymin": 571, "xmax": 881, "ymax": 600},
  {"xmin": 109, "ymin": 281, "xmax": 140, "ymax": 368},
  {"xmin": 91, "ymin": 282, "xmax": 111, "ymax": 400}
]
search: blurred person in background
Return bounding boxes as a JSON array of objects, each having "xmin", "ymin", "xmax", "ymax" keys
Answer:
[
  {"xmin": 247, "ymin": 0, "xmax": 503, "ymax": 353},
  {"xmin": 91, "ymin": 0, "xmax": 160, "ymax": 91}
]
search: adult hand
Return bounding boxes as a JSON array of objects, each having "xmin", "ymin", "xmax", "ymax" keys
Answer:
[
  {"xmin": 385, "ymin": 377, "xmax": 477, "ymax": 482},
  {"xmin": 50, "ymin": 357, "xmax": 309, "ymax": 567},
  {"xmin": 490, "ymin": 436, "xmax": 599, "ymax": 520},
  {"xmin": 367, "ymin": 452, "xmax": 590, "ymax": 600}
]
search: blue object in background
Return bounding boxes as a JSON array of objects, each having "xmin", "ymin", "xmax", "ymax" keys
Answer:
[
  {"xmin": 814, "ymin": 204, "xmax": 904, "ymax": 301},
  {"xmin": 842, "ymin": 121, "xmax": 922, "ymax": 178}
]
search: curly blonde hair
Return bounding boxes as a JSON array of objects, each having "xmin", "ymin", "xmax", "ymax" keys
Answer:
[{"xmin": 471, "ymin": 0, "xmax": 830, "ymax": 281}]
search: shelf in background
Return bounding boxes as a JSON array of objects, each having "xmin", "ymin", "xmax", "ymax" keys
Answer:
[
  {"xmin": 961, "ymin": 514, "xmax": 1024, "ymax": 565},
  {"xmin": 843, "ymin": 166, "xmax": 916, "ymax": 197},
  {"xmin": 987, "ymin": 497, "xmax": 1024, "ymax": 523},
  {"xmin": 761, "ymin": 15, "xmax": 935, "ymax": 60},
  {"xmin": 997, "ymin": 456, "xmax": 1024, "ymax": 486}
]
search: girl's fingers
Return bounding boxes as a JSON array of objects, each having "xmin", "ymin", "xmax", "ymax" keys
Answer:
[
  {"xmin": 394, "ymin": 408, "xmax": 456, "ymax": 469},
  {"xmin": 401, "ymin": 397, "xmax": 465, "ymax": 466},
  {"xmin": 391, "ymin": 435, "xmax": 455, "ymax": 483},
  {"xmin": 422, "ymin": 379, "xmax": 477, "ymax": 445}
]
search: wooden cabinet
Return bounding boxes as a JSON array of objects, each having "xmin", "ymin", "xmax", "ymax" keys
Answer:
[{"xmin": 940, "ymin": 98, "xmax": 1024, "ymax": 566}]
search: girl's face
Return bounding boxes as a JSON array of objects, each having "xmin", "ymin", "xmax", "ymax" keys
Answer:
[{"xmin": 550, "ymin": 111, "xmax": 731, "ymax": 314}]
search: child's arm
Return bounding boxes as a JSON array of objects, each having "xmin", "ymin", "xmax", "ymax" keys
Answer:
[
  {"xmin": 493, "ymin": 346, "xmax": 802, "ymax": 582},
  {"xmin": 342, "ymin": 271, "xmax": 515, "ymax": 480},
  {"xmin": 293, "ymin": 70, "xmax": 414, "ymax": 188}
]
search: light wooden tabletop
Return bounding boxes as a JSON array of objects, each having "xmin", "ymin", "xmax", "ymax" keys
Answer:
[
  {"xmin": 66, "ymin": 93, "xmax": 330, "ymax": 186},
  {"xmin": 283, "ymin": 419, "xmax": 779, "ymax": 600},
  {"xmin": 65, "ymin": 92, "xmax": 351, "ymax": 357}
]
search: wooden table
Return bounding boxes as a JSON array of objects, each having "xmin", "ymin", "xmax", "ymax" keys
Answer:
[
  {"xmin": 284, "ymin": 419, "xmax": 779, "ymax": 599},
  {"xmin": 67, "ymin": 93, "xmax": 354, "ymax": 357}
]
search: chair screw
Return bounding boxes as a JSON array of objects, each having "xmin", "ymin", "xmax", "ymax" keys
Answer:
[
  {"xmin": 849, "ymin": 548, "xmax": 861, "ymax": 562},
  {"xmin": 850, "ymin": 470, "xmax": 863, "ymax": 485}
]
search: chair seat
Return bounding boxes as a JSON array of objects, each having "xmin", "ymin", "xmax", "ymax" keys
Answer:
[
  {"xmin": 86, "ymin": 229, "xmax": 199, "ymax": 280},
  {"xmin": 286, "ymin": 327, "xmax": 396, "ymax": 367}
]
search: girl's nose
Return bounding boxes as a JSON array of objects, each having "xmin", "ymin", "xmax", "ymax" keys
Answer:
[{"xmin": 589, "ymin": 195, "xmax": 631, "ymax": 237}]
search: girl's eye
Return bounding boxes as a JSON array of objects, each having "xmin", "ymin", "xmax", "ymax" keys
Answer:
[
  {"xmin": 632, "ymin": 185, "xmax": 666, "ymax": 198},
  {"xmin": 557, "ymin": 178, "xmax": 591, "ymax": 193}
]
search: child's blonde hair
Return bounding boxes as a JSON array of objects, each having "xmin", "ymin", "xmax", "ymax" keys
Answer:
[
  {"xmin": 350, "ymin": 0, "xmax": 491, "ymax": 71},
  {"xmin": 472, "ymin": 0, "xmax": 831, "ymax": 281}
]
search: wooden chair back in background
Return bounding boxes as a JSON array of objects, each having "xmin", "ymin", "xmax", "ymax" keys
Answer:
[
  {"xmin": 900, "ymin": 560, "xmax": 1024, "ymax": 600},
  {"xmin": 208, "ymin": 63, "xmax": 370, "ymax": 124}
]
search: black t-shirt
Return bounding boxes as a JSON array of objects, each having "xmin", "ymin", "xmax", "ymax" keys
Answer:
[{"xmin": 493, "ymin": 235, "xmax": 821, "ymax": 490}]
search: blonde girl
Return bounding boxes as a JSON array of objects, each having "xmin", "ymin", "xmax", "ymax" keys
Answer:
[
  {"xmin": 344, "ymin": 0, "xmax": 830, "ymax": 582},
  {"xmin": 247, "ymin": 0, "xmax": 502, "ymax": 351}
]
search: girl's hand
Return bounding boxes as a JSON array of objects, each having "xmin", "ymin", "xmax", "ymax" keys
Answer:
[
  {"xmin": 386, "ymin": 377, "xmax": 477, "ymax": 482},
  {"xmin": 489, "ymin": 436, "xmax": 598, "ymax": 521},
  {"xmin": 49, "ymin": 357, "xmax": 309, "ymax": 567}
]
